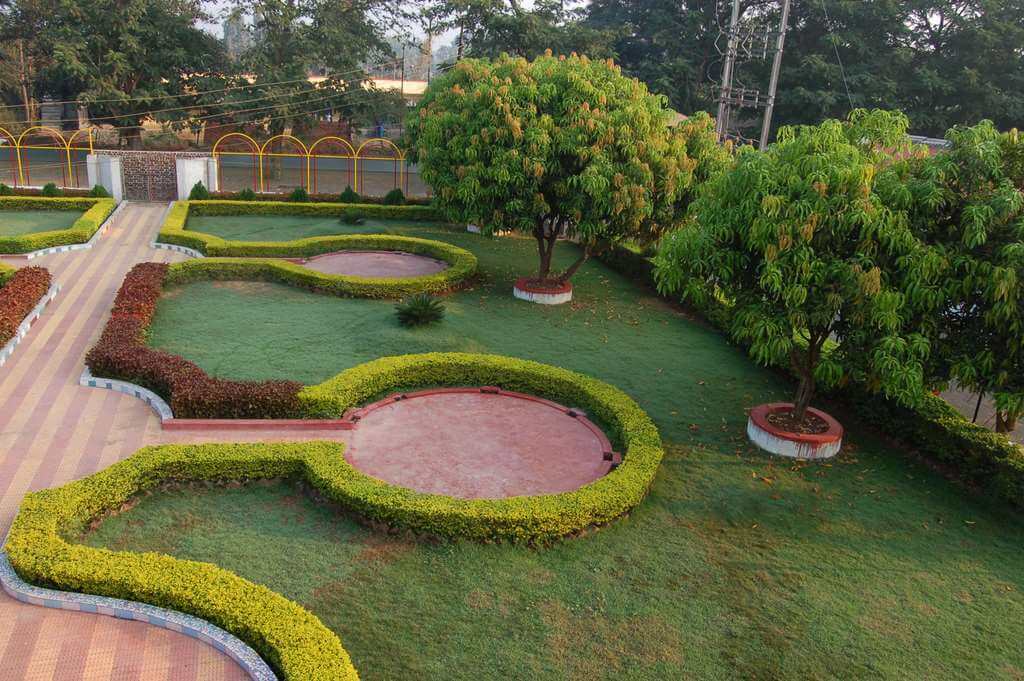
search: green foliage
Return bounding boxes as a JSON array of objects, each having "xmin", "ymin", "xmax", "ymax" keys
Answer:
[
  {"xmin": 383, "ymin": 187, "xmax": 406, "ymax": 205},
  {"xmin": 40, "ymin": 183, "xmax": 60, "ymax": 198},
  {"xmin": 338, "ymin": 186, "xmax": 360, "ymax": 203},
  {"xmin": 157, "ymin": 202, "xmax": 477, "ymax": 296},
  {"xmin": 406, "ymin": 52, "xmax": 699, "ymax": 282},
  {"xmin": 87, "ymin": 184, "xmax": 109, "ymax": 198},
  {"xmin": 188, "ymin": 181, "xmax": 210, "ymax": 200},
  {"xmin": 4, "ymin": 442, "xmax": 357, "ymax": 680},
  {"xmin": 0, "ymin": 197, "xmax": 116, "ymax": 254},
  {"xmin": 395, "ymin": 293, "xmax": 445, "ymax": 327},
  {"xmin": 237, "ymin": 188, "xmax": 257, "ymax": 201},
  {"xmin": 340, "ymin": 208, "xmax": 365, "ymax": 225},
  {"xmin": 656, "ymin": 110, "xmax": 930, "ymax": 419},
  {"xmin": 288, "ymin": 186, "xmax": 310, "ymax": 202},
  {"xmin": 899, "ymin": 121, "xmax": 1024, "ymax": 431},
  {"xmin": 0, "ymin": 183, "xmax": 12, "ymax": 196}
]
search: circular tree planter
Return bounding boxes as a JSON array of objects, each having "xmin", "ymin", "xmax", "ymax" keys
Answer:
[
  {"xmin": 746, "ymin": 402, "xmax": 843, "ymax": 460},
  {"xmin": 514, "ymin": 277, "xmax": 573, "ymax": 305}
]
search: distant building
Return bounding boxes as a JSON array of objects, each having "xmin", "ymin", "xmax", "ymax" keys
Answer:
[{"xmin": 223, "ymin": 9, "xmax": 254, "ymax": 61}]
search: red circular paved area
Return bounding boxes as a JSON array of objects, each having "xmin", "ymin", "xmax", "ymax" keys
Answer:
[
  {"xmin": 346, "ymin": 389, "xmax": 615, "ymax": 499},
  {"xmin": 290, "ymin": 250, "xmax": 448, "ymax": 278}
]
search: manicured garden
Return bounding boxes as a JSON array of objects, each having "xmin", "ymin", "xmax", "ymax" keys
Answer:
[
  {"xmin": 185, "ymin": 213, "xmax": 453, "ymax": 240},
  {"xmin": 66, "ymin": 221, "xmax": 1024, "ymax": 679},
  {"xmin": 0, "ymin": 197, "xmax": 116, "ymax": 253},
  {"xmin": 0, "ymin": 210, "xmax": 82, "ymax": 236}
]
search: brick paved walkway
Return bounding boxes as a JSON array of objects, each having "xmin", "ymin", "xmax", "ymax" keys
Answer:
[{"xmin": 0, "ymin": 203, "xmax": 349, "ymax": 680}]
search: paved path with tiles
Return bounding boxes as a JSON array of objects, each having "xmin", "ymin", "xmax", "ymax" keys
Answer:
[{"xmin": 0, "ymin": 203, "xmax": 349, "ymax": 680}]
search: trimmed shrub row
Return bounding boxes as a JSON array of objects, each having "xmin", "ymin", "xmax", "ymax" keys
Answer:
[
  {"xmin": 0, "ymin": 197, "xmax": 116, "ymax": 254},
  {"xmin": 597, "ymin": 239, "xmax": 1024, "ymax": 507},
  {"xmin": 160, "ymin": 202, "xmax": 477, "ymax": 296},
  {"xmin": 84, "ymin": 263, "xmax": 303, "ymax": 419},
  {"xmin": 0, "ymin": 265, "xmax": 52, "ymax": 346},
  {"xmin": 4, "ymin": 441, "xmax": 357, "ymax": 681},
  {"xmin": 187, "ymin": 199, "xmax": 441, "ymax": 220},
  {"xmin": 207, "ymin": 190, "xmax": 433, "ymax": 206}
]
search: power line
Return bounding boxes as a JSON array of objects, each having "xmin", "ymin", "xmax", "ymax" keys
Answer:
[
  {"xmin": 7, "ymin": 60, "xmax": 405, "ymax": 125},
  {"xmin": 820, "ymin": 0, "xmax": 854, "ymax": 110},
  {"xmin": 0, "ymin": 57, "xmax": 406, "ymax": 114}
]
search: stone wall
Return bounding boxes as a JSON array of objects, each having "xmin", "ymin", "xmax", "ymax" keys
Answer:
[{"xmin": 94, "ymin": 150, "xmax": 211, "ymax": 201}]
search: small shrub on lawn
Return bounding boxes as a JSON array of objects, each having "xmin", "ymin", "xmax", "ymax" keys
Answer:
[
  {"xmin": 237, "ymin": 188, "xmax": 257, "ymax": 201},
  {"xmin": 288, "ymin": 187, "xmax": 309, "ymax": 202},
  {"xmin": 395, "ymin": 293, "xmax": 445, "ymax": 327},
  {"xmin": 87, "ymin": 184, "xmax": 110, "ymax": 198},
  {"xmin": 383, "ymin": 187, "xmax": 405, "ymax": 205},
  {"xmin": 340, "ymin": 208, "xmax": 366, "ymax": 225},
  {"xmin": 0, "ymin": 183, "xmax": 12, "ymax": 196},
  {"xmin": 188, "ymin": 181, "xmax": 210, "ymax": 200},
  {"xmin": 338, "ymin": 186, "xmax": 360, "ymax": 203},
  {"xmin": 40, "ymin": 183, "xmax": 61, "ymax": 197}
]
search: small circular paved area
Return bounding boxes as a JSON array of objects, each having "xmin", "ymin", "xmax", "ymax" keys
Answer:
[
  {"xmin": 291, "ymin": 250, "xmax": 448, "ymax": 278},
  {"xmin": 347, "ymin": 388, "xmax": 615, "ymax": 499}
]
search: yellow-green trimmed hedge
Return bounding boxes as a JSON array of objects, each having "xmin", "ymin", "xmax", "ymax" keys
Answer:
[
  {"xmin": 165, "ymin": 248, "xmax": 475, "ymax": 298},
  {"xmin": 6, "ymin": 355, "xmax": 663, "ymax": 677},
  {"xmin": 0, "ymin": 262, "xmax": 14, "ymax": 285},
  {"xmin": 299, "ymin": 353, "xmax": 664, "ymax": 541},
  {"xmin": 187, "ymin": 199, "xmax": 442, "ymax": 220},
  {"xmin": 0, "ymin": 197, "xmax": 116, "ymax": 254},
  {"xmin": 4, "ymin": 442, "xmax": 357, "ymax": 681}
]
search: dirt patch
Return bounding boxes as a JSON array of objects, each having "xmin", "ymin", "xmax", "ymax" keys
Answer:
[
  {"xmin": 766, "ymin": 409, "xmax": 830, "ymax": 435},
  {"xmin": 540, "ymin": 600, "xmax": 683, "ymax": 679},
  {"xmin": 354, "ymin": 534, "xmax": 416, "ymax": 565}
]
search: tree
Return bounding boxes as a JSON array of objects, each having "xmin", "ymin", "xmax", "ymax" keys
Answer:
[
  {"xmin": 900, "ymin": 121, "xmax": 1024, "ymax": 432},
  {"xmin": 406, "ymin": 52, "xmax": 700, "ymax": 285},
  {"xmin": 655, "ymin": 109, "xmax": 932, "ymax": 423},
  {"xmin": 32, "ymin": 0, "xmax": 227, "ymax": 146}
]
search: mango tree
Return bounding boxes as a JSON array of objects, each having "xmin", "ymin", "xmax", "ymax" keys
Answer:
[
  {"xmin": 405, "ymin": 51, "xmax": 701, "ymax": 285},
  {"xmin": 655, "ymin": 110, "xmax": 932, "ymax": 425},
  {"xmin": 902, "ymin": 122, "xmax": 1024, "ymax": 433}
]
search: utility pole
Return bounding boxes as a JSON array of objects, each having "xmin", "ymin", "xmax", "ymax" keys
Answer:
[
  {"xmin": 17, "ymin": 39, "xmax": 33, "ymax": 125},
  {"xmin": 759, "ymin": 0, "xmax": 791, "ymax": 148},
  {"xmin": 715, "ymin": 0, "xmax": 741, "ymax": 140}
]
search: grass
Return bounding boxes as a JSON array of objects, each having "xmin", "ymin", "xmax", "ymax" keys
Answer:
[
  {"xmin": 0, "ymin": 210, "xmax": 82, "ymax": 236},
  {"xmin": 184, "ymin": 214, "xmax": 453, "ymax": 240},
  {"xmin": 92, "ymin": 224, "xmax": 1024, "ymax": 679}
]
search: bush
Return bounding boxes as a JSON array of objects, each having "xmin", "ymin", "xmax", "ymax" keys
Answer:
[
  {"xmin": 340, "ymin": 208, "xmax": 365, "ymax": 225},
  {"xmin": 4, "ymin": 442, "xmax": 356, "ymax": 681},
  {"xmin": 288, "ymin": 186, "xmax": 309, "ymax": 202},
  {"xmin": 383, "ymin": 187, "xmax": 405, "ymax": 205},
  {"xmin": 0, "ymin": 183, "xmax": 12, "ymax": 196},
  {"xmin": 40, "ymin": 182, "xmax": 61, "ymax": 197},
  {"xmin": 0, "ymin": 266, "xmax": 52, "ymax": 346},
  {"xmin": 237, "ymin": 187, "xmax": 257, "ymax": 201},
  {"xmin": 87, "ymin": 184, "xmax": 109, "ymax": 198},
  {"xmin": 85, "ymin": 263, "xmax": 304, "ymax": 419},
  {"xmin": 395, "ymin": 294, "xmax": 445, "ymax": 327},
  {"xmin": 188, "ymin": 181, "xmax": 210, "ymax": 200},
  {"xmin": 0, "ymin": 197, "xmax": 116, "ymax": 254},
  {"xmin": 338, "ymin": 185, "xmax": 360, "ymax": 203}
]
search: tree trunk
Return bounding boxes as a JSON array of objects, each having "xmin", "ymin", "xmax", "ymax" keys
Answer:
[
  {"xmin": 534, "ymin": 218, "xmax": 559, "ymax": 283},
  {"xmin": 124, "ymin": 126, "xmax": 144, "ymax": 150},
  {"xmin": 791, "ymin": 372, "xmax": 815, "ymax": 423},
  {"xmin": 558, "ymin": 247, "xmax": 590, "ymax": 283},
  {"xmin": 996, "ymin": 409, "xmax": 1019, "ymax": 434}
]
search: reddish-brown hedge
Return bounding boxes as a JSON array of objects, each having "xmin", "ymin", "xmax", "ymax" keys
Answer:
[
  {"xmin": 85, "ymin": 263, "xmax": 302, "ymax": 418},
  {"xmin": 0, "ymin": 267, "xmax": 52, "ymax": 346}
]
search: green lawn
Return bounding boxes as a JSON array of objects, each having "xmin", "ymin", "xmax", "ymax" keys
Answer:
[
  {"xmin": 91, "ymin": 225, "xmax": 1024, "ymax": 680},
  {"xmin": 184, "ymin": 213, "xmax": 454, "ymax": 240},
  {"xmin": 0, "ymin": 209, "xmax": 81, "ymax": 236}
]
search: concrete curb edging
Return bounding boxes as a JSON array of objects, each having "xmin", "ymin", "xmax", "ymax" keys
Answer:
[
  {"xmin": 0, "ymin": 283, "xmax": 60, "ymax": 368},
  {"xmin": 79, "ymin": 366, "xmax": 174, "ymax": 421},
  {"xmin": 513, "ymin": 278, "xmax": 573, "ymax": 305},
  {"xmin": 152, "ymin": 242, "xmax": 205, "ymax": 259},
  {"xmin": 6, "ymin": 201, "xmax": 125, "ymax": 260},
  {"xmin": 0, "ymin": 550, "xmax": 277, "ymax": 680},
  {"xmin": 746, "ymin": 403, "xmax": 844, "ymax": 460}
]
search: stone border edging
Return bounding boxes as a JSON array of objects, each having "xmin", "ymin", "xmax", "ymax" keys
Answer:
[
  {"xmin": 153, "ymin": 242, "xmax": 205, "ymax": 259},
  {"xmin": 79, "ymin": 366, "xmax": 174, "ymax": 420},
  {"xmin": 6, "ymin": 201, "xmax": 125, "ymax": 260},
  {"xmin": 0, "ymin": 283, "xmax": 60, "ymax": 368},
  {"xmin": 0, "ymin": 550, "xmax": 277, "ymax": 681}
]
